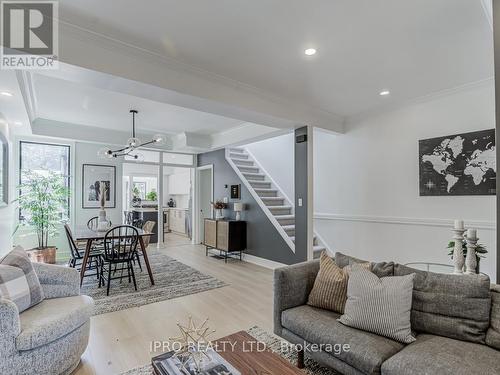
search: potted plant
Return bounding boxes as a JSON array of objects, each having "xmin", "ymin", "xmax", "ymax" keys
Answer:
[
  {"xmin": 211, "ymin": 200, "xmax": 228, "ymax": 219},
  {"xmin": 146, "ymin": 190, "xmax": 157, "ymax": 201},
  {"xmin": 14, "ymin": 171, "xmax": 70, "ymax": 264},
  {"xmin": 447, "ymin": 240, "xmax": 487, "ymax": 274}
]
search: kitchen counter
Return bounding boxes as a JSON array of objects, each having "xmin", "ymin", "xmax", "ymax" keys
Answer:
[{"xmin": 163, "ymin": 207, "xmax": 188, "ymax": 211}]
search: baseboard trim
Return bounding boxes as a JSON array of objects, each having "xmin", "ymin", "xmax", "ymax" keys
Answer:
[
  {"xmin": 314, "ymin": 213, "xmax": 495, "ymax": 230},
  {"xmin": 242, "ymin": 253, "xmax": 287, "ymax": 269}
]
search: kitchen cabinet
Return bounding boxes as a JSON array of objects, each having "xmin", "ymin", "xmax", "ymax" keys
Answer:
[
  {"xmin": 168, "ymin": 208, "xmax": 187, "ymax": 235},
  {"xmin": 167, "ymin": 172, "xmax": 190, "ymax": 195}
]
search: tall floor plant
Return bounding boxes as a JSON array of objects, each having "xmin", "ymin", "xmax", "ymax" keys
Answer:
[{"xmin": 14, "ymin": 171, "xmax": 70, "ymax": 259}]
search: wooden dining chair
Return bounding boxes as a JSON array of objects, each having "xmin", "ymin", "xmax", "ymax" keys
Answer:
[
  {"xmin": 64, "ymin": 224, "xmax": 102, "ymax": 280},
  {"xmin": 99, "ymin": 225, "xmax": 140, "ymax": 296}
]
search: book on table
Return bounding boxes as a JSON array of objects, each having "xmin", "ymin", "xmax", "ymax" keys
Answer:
[{"xmin": 152, "ymin": 348, "xmax": 241, "ymax": 375}]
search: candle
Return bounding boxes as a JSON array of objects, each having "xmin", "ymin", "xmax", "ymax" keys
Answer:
[
  {"xmin": 454, "ymin": 220, "xmax": 464, "ymax": 230},
  {"xmin": 467, "ymin": 228, "xmax": 477, "ymax": 240}
]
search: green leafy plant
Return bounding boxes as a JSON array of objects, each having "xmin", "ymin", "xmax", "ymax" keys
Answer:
[
  {"xmin": 447, "ymin": 240, "xmax": 487, "ymax": 260},
  {"xmin": 146, "ymin": 190, "xmax": 157, "ymax": 201},
  {"xmin": 14, "ymin": 171, "xmax": 70, "ymax": 249},
  {"xmin": 132, "ymin": 186, "xmax": 141, "ymax": 198}
]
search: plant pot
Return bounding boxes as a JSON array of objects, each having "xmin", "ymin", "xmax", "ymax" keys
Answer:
[{"xmin": 27, "ymin": 246, "xmax": 57, "ymax": 264}]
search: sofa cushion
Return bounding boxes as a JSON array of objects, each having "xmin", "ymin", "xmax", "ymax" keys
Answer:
[
  {"xmin": 339, "ymin": 266, "xmax": 416, "ymax": 344},
  {"xmin": 486, "ymin": 284, "xmax": 500, "ymax": 350},
  {"xmin": 281, "ymin": 305, "xmax": 404, "ymax": 375},
  {"xmin": 394, "ymin": 264, "xmax": 491, "ymax": 344},
  {"xmin": 16, "ymin": 295, "xmax": 94, "ymax": 350},
  {"xmin": 308, "ymin": 252, "xmax": 370, "ymax": 313},
  {"xmin": 335, "ymin": 252, "xmax": 394, "ymax": 277},
  {"xmin": 381, "ymin": 334, "xmax": 500, "ymax": 375},
  {"xmin": 0, "ymin": 246, "xmax": 44, "ymax": 313}
]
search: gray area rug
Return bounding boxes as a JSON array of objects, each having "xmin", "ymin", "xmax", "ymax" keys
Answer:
[
  {"xmin": 119, "ymin": 326, "xmax": 339, "ymax": 375},
  {"xmin": 80, "ymin": 251, "xmax": 227, "ymax": 315}
]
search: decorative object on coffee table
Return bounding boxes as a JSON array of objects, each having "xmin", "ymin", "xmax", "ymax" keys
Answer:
[
  {"xmin": 15, "ymin": 171, "xmax": 70, "ymax": 264},
  {"xmin": 452, "ymin": 220, "xmax": 466, "ymax": 274},
  {"xmin": 167, "ymin": 316, "xmax": 216, "ymax": 373}
]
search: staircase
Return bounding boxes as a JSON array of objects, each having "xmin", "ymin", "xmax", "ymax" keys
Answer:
[{"xmin": 226, "ymin": 147, "xmax": 328, "ymax": 259}]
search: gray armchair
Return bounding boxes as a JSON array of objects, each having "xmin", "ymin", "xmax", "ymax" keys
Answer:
[{"xmin": 0, "ymin": 263, "xmax": 94, "ymax": 375}]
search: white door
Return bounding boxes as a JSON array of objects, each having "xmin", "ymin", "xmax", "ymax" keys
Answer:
[{"xmin": 198, "ymin": 166, "xmax": 213, "ymax": 244}]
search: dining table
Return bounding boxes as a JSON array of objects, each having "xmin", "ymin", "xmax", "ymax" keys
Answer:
[{"xmin": 71, "ymin": 226, "xmax": 155, "ymax": 286}]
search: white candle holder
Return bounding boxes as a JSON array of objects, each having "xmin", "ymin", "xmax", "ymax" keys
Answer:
[
  {"xmin": 452, "ymin": 229, "xmax": 465, "ymax": 274},
  {"xmin": 465, "ymin": 234, "xmax": 478, "ymax": 275}
]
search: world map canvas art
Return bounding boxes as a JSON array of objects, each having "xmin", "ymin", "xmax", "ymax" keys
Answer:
[{"xmin": 419, "ymin": 129, "xmax": 496, "ymax": 196}]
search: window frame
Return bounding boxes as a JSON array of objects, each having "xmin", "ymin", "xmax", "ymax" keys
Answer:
[{"xmin": 18, "ymin": 140, "xmax": 72, "ymax": 221}]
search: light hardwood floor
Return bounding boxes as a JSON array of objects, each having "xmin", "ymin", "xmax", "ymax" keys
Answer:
[{"xmin": 73, "ymin": 233, "xmax": 275, "ymax": 375}]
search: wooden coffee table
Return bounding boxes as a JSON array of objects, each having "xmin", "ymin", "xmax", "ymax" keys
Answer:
[{"xmin": 212, "ymin": 331, "xmax": 304, "ymax": 374}]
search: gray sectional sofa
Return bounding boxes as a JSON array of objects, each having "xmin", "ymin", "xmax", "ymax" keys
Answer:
[{"xmin": 274, "ymin": 252, "xmax": 500, "ymax": 375}]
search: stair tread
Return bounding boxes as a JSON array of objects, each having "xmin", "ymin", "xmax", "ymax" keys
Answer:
[
  {"xmin": 274, "ymin": 214, "xmax": 295, "ymax": 219},
  {"xmin": 281, "ymin": 224, "xmax": 295, "ymax": 230},
  {"xmin": 261, "ymin": 196, "xmax": 284, "ymax": 200},
  {"xmin": 254, "ymin": 188, "xmax": 278, "ymax": 191},
  {"xmin": 242, "ymin": 172, "xmax": 265, "ymax": 176},
  {"xmin": 269, "ymin": 205, "xmax": 292, "ymax": 209}
]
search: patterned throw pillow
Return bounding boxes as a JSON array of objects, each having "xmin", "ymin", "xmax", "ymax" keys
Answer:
[
  {"xmin": 339, "ymin": 264, "xmax": 416, "ymax": 344},
  {"xmin": 307, "ymin": 252, "xmax": 370, "ymax": 313},
  {"xmin": 0, "ymin": 246, "xmax": 44, "ymax": 313}
]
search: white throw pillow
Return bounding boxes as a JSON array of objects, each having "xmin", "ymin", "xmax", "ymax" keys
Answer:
[{"xmin": 338, "ymin": 264, "xmax": 416, "ymax": 344}]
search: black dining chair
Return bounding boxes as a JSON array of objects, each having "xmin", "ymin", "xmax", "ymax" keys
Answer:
[
  {"xmin": 99, "ymin": 225, "xmax": 140, "ymax": 296},
  {"xmin": 87, "ymin": 216, "xmax": 113, "ymax": 230},
  {"xmin": 64, "ymin": 224, "xmax": 102, "ymax": 280}
]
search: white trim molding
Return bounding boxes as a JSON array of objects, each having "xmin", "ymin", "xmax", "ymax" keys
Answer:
[
  {"xmin": 241, "ymin": 253, "xmax": 287, "ymax": 270},
  {"xmin": 314, "ymin": 213, "xmax": 495, "ymax": 230}
]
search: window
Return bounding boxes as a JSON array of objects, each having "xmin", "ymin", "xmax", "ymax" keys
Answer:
[
  {"xmin": 19, "ymin": 141, "xmax": 71, "ymax": 219},
  {"xmin": 125, "ymin": 150, "xmax": 160, "ymax": 163},
  {"xmin": 162, "ymin": 152, "xmax": 194, "ymax": 166}
]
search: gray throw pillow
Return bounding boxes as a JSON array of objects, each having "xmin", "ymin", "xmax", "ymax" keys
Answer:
[
  {"xmin": 339, "ymin": 264, "xmax": 416, "ymax": 344},
  {"xmin": 335, "ymin": 251, "xmax": 394, "ymax": 277},
  {"xmin": 486, "ymin": 285, "xmax": 500, "ymax": 350},
  {"xmin": 0, "ymin": 246, "xmax": 44, "ymax": 312}
]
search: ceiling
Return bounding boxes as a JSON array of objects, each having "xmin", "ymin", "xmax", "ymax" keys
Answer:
[
  {"xmin": 32, "ymin": 74, "xmax": 245, "ymax": 135},
  {"xmin": 58, "ymin": 0, "xmax": 494, "ymax": 118}
]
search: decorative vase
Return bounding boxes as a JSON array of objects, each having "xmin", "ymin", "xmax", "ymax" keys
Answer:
[
  {"xmin": 97, "ymin": 209, "xmax": 109, "ymax": 232},
  {"xmin": 215, "ymin": 208, "xmax": 224, "ymax": 220},
  {"xmin": 465, "ymin": 229, "xmax": 478, "ymax": 275},
  {"xmin": 452, "ymin": 228, "xmax": 465, "ymax": 274}
]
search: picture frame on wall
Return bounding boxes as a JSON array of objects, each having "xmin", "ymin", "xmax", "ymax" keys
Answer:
[
  {"xmin": 82, "ymin": 164, "xmax": 116, "ymax": 208},
  {"xmin": 0, "ymin": 132, "xmax": 8, "ymax": 207}
]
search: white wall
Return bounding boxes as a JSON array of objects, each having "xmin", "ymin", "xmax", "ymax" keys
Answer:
[
  {"xmin": 245, "ymin": 132, "xmax": 295, "ymax": 201},
  {"xmin": 314, "ymin": 83, "xmax": 497, "ymax": 280},
  {"xmin": 0, "ymin": 122, "xmax": 14, "ymax": 256},
  {"xmin": 75, "ymin": 142, "xmax": 124, "ymax": 226}
]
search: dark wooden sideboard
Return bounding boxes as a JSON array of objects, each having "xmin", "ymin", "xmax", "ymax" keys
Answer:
[{"xmin": 204, "ymin": 219, "xmax": 246, "ymax": 262}]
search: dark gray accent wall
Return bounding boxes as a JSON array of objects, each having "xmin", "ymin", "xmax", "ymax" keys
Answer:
[
  {"xmin": 494, "ymin": 0, "xmax": 500, "ymax": 284},
  {"xmin": 198, "ymin": 149, "xmax": 305, "ymax": 265},
  {"xmin": 294, "ymin": 127, "xmax": 309, "ymax": 263}
]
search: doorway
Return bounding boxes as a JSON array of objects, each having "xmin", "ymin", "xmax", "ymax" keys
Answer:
[{"xmin": 197, "ymin": 165, "xmax": 213, "ymax": 244}]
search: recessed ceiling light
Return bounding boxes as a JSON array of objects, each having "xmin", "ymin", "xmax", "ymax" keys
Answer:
[
  {"xmin": 0, "ymin": 91, "xmax": 13, "ymax": 97},
  {"xmin": 304, "ymin": 48, "xmax": 317, "ymax": 56},
  {"xmin": 379, "ymin": 90, "xmax": 390, "ymax": 96}
]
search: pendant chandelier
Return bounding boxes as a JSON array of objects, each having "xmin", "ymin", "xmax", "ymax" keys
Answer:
[{"xmin": 97, "ymin": 110, "xmax": 165, "ymax": 160}]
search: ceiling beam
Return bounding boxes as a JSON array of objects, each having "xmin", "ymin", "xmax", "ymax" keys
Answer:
[{"xmin": 52, "ymin": 22, "xmax": 344, "ymax": 134}]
